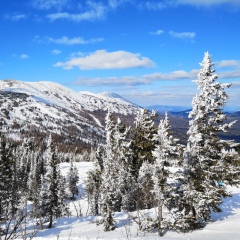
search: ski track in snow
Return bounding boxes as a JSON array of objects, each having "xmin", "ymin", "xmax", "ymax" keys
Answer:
[{"xmin": 28, "ymin": 162, "xmax": 240, "ymax": 240}]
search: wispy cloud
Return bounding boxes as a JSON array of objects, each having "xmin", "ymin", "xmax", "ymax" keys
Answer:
[
  {"xmin": 32, "ymin": 0, "xmax": 68, "ymax": 10},
  {"xmin": 218, "ymin": 70, "xmax": 240, "ymax": 79},
  {"xmin": 143, "ymin": 1, "xmax": 168, "ymax": 10},
  {"xmin": 176, "ymin": 0, "xmax": 240, "ymax": 7},
  {"xmin": 47, "ymin": 1, "xmax": 106, "ymax": 21},
  {"xmin": 217, "ymin": 60, "xmax": 240, "ymax": 68},
  {"xmin": 54, "ymin": 50, "xmax": 156, "ymax": 70},
  {"xmin": 72, "ymin": 69, "xmax": 198, "ymax": 87},
  {"xmin": 149, "ymin": 29, "xmax": 164, "ymax": 35},
  {"xmin": 47, "ymin": 36, "xmax": 104, "ymax": 45},
  {"xmin": 4, "ymin": 14, "xmax": 27, "ymax": 21},
  {"xmin": 52, "ymin": 49, "xmax": 61, "ymax": 55},
  {"xmin": 33, "ymin": 35, "xmax": 104, "ymax": 45},
  {"xmin": 20, "ymin": 54, "xmax": 29, "ymax": 59},
  {"xmin": 120, "ymin": 90, "xmax": 194, "ymax": 106},
  {"xmin": 231, "ymin": 81, "xmax": 240, "ymax": 89},
  {"xmin": 73, "ymin": 76, "xmax": 152, "ymax": 86},
  {"xmin": 71, "ymin": 67, "xmax": 240, "ymax": 87},
  {"xmin": 12, "ymin": 54, "xmax": 29, "ymax": 59},
  {"xmin": 142, "ymin": 69, "xmax": 199, "ymax": 81},
  {"xmin": 169, "ymin": 30, "xmax": 196, "ymax": 40},
  {"xmin": 108, "ymin": 0, "xmax": 130, "ymax": 9}
]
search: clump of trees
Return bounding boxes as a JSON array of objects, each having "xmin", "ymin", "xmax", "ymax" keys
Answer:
[
  {"xmin": 86, "ymin": 52, "xmax": 240, "ymax": 235},
  {"xmin": 0, "ymin": 134, "xmax": 79, "ymax": 239}
]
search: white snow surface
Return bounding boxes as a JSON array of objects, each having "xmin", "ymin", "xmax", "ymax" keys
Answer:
[
  {"xmin": 0, "ymin": 80, "xmax": 140, "ymax": 115},
  {"xmin": 30, "ymin": 162, "xmax": 240, "ymax": 240}
]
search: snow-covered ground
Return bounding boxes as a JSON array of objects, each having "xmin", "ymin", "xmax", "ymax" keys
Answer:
[{"xmin": 32, "ymin": 162, "xmax": 240, "ymax": 240}]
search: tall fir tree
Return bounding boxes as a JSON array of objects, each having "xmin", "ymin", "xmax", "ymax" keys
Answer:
[
  {"xmin": 114, "ymin": 118, "xmax": 136, "ymax": 212},
  {"xmin": 67, "ymin": 157, "xmax": 79, "ymax": 200},
  {"xmin": 39, "ymin": 134, "xmax": 68, "ymax": 228},
  {"xmin": 132, "ymin": 108, "xmax": 158, "ymax": 175},
  {"xmin": 100, "ymin": 109, "xmax": 117, "ymax": 231},
  {"xmin": 86, "ymin": 145, "xmax": 105, "ymax": 216},
  {"xmin": 151, "ymin": 113, "xmax": 183, "ymax": 236},
  {"xmin": 181, "ymin": 52, "xmax": 240, "ymax": 230},
  {"xmin": 0, "ymin": 137, "xmax": 14, "ymax": 235},
  {"xmin": 132, "ymin": 108, "xmax": 158, "ymax": 210}
]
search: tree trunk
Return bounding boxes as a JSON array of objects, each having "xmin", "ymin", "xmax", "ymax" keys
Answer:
[
  {"xmin": 158, "ymin": 199, "xmax": 163, "ymax": 236},
  {"xmin": 48, "ymin": 215, "xmax": 53, "ymax": 228}
]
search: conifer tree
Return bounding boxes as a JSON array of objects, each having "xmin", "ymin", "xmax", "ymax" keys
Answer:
[
  {"xmin": 0, "ymin": 137, "xmax": 14, "ymax": 235},
  {"xmin": 0, "ymin": 137, "xmax": 23, "ymax": 238},
  {"xmin": 132, "ymin": 108, "xmax": 157, "ymax": 209},
  {"xmin": 152, "ymin": 113, "xmax": 183, "ymax": 236},
  {"xmin": 132, "ymin": 108, "xmax": 158, "ymax": 175},
  {"xmin": 100, "ymin": 109, "xmax": 116, "ymax": 231},
  {"xmin": 67, "ymin": 157, "xmax": 79, "ymax": 200},
  {"xmin": 86, "ymin": 145, "xmax": 105, "ymax": 216},
  {"xmin": 114, "ymin": 118, "xmax": 136, "ymax": 212},
  {"xmin": 40, "ymin": 135, "xmax": 68, "ymax": 228},
  {"xmin": 182, "ymin": 52, "xmax": 240, "ymax": 230}
]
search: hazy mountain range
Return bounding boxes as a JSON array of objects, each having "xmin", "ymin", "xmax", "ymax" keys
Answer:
[{"xmin": 0, "ymin": 79, "xmax": 239, "ymax": 151}]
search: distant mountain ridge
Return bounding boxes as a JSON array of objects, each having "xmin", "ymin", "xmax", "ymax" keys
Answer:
[
  {"xmin": 0, "ymin": 80, "xmax": 140, "ymax": 115},
  {"xmin": 146, "ymin": 104, "xmax": 191, "ymax": 114},
  {"xmin": 0, "ymin": 79, "xmax": 141, "ymax": 152},
  {"xmin": 0, "ymin": 79, "xmax": 239, "ymax": 151}
]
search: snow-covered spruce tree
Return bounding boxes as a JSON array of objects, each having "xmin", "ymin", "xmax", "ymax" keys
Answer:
[
  {"xmin": 28, "ymin": 150, "xmax": 43, "ymax": 219},
  {"xmin": 132, "ymin": 108, "xmax": 158, "ymax": 173},
  {"xmin": 100, "ymin": 109, "xmax": 117, "ymax": 231},
  {"xmin": 67, "ymin": 157, "xmax": 79, "ymax": 200},
  {"xmin": 39, "ymin": 135, "xmax": 69, "ymax": 228},
  {"xmin": 16, "ymin": 140, "xmax": 31, "ymax": 192},
  {"xmin": 0, "ymin": 137, "xmax": 14, "ymax": 236},
  {"xmin": 86, "ymin": 145, "xmax": 105, "ymax": 216},
  {"xmin": 132, "ymin": 108, "xmax": 158, "ymax": 210},
  {"xmin": 0, "ymin": 138, "xmax": 26, "ymax": 239},
  {"xmin": 151, "ymin": 113, "xmax": 183, "ymax": 236},
  {"xmin": 181, "ymin": 52, "xmax": 240, "ymax": 230},
  {"xmin": 114, "ymin": 117, "xmax": 137, "ymax": 212}
]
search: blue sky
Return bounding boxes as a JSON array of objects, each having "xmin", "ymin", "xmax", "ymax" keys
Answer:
[{"xmin": 1, "ymin": 0, "xmax": 240, "ymax": 108}]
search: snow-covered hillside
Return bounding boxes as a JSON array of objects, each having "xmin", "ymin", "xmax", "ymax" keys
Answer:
[
  {"xmin": 32, "ymin": 162, "xmax": 240, "ymax": 240},
  {"xmin": 0, "ymin": 80, "xmax": 140, "ymax": 115},
  {"xmin": 0, "ymin": 79, "xmax": 140, "ymax": 150}
]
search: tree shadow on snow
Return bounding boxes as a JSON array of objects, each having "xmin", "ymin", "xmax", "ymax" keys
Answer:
[
  {"xmin": 211, "ymin": 191, "xmax": 240, "ymax": 221},
  {"xmin": 35, "ymin": 216, "xmax": 95, "ymax": 238}
]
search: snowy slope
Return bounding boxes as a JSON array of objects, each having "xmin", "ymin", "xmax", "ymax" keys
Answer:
[
  {"xmin": 0, "ymin": 79, "xmax": 140, "ymax": 148},
  {"xmin": 0, "ymin": 79, "xmax": 140, "ymax": 115},
  {"xmin": 31, "ymin": 162, "xmax": 240, "ymax": 240}
]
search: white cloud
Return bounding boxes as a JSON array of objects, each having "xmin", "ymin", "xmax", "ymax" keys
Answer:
[
  {"xmin": 32, "ymin": 0, "xmax": 68, "ymax": 10},
  {"xmin": 20, "ymin": 54, "xmax": 29, "ymax": 59},
  {"xmin": 217, "ymin": 60, "xmax": 240, "ymax": 68},
  {"xmin": 52, "ymin": 49, "xmax": 61, "ymax": 55},
  {"xmin": 54, "ymin": 50, "xmax": 156, "ymax": 70},
  {"xmin": 72, "ymin": 67, "xmax": 240, "ymax": 87},
  {"xmin": 144, "ymin": 1, "xmax": 168, "ymax": 10},
  {"xmin": 176, "ymin": 0, "xmax": 240, "ymax": 7},
  {"xmin": 143, "ymin": 69, "xmax": 199, "ymax": 81},
  {"xmin": 120, "ymin": 90, "xmax": 195, "ymax": 106},
  {"xmin": 72, "ymin": 69, "xmax": 198, "ymax": 87},
  {"xmin": 4, "ymin": 14, "xmax": 27, "ymax": 21},
  {"xmin": 231, "ymin": 82, "xmax": 240, "ymax": 89},
  {"xmin": 149, "ymin": 29, "xmax": 164, "ymax": 35},
  {"xmin": 108, "ymin": 0, "xmax": 130, "ymax": 9},
  {"xmin": 47, "ymin": 1, "xmax": 106, "ymax": 21},
  {"xmin": 169, "ymin": 30, "xmax": 196, "ymax": 40},
  {"xmin": 73, "ymin": 76, "xmax": 152, "ymax": 86},
  {"xmin": 47, "ymin": 36, "xmax": 104, "ymax": 45},
  {"xmin": 218, "ymin": 70, "xmax": 240, "ymax": 79}
]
